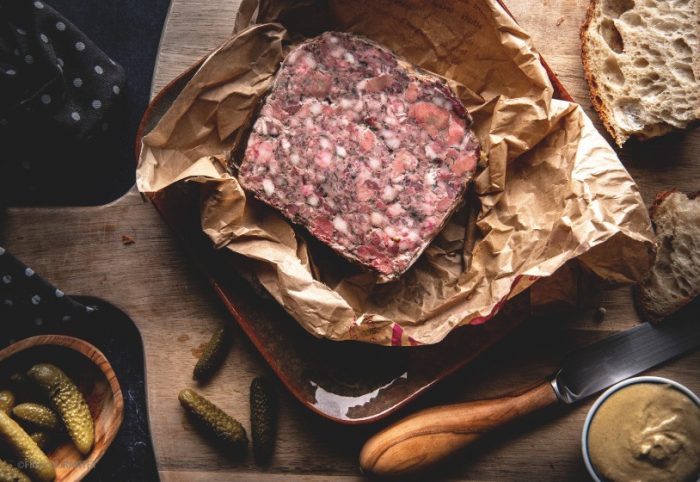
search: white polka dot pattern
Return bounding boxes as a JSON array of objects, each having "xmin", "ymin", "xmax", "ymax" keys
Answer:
[
  {"xmin": 2, "ymin": 2, "xmax": 125, "ymax": 143},
  {"xmin": 1, "ymin": 249, "xmax": 96, "ymax": 326}
]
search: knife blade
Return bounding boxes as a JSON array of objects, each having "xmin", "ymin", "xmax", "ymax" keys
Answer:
[
  {"xmin": 552, "ymin": 315, "xmax": 700, "ymax": 403},
  {"xmin": 360, "ymin": 316, "xmax": 700, "ymax": 477}
]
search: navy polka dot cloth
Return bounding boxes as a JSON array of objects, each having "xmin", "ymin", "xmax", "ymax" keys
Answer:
[
  {"xmin": 0, "ymin": 246, "xmax": 95, "ymax": 347},
  {"xmin": 0, "ymin": 0, "xmax": 127, "ymax": 207},
  {"xmin": 0, "ymin": 0, "xmax": 125, "ymax": 139}
]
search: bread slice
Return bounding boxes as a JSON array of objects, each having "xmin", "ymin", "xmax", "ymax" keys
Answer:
[
  {"xmin": 634, "ymin": 190, "xmax": 700, "ymax": 323},
  {"xmin": 581, "ymin": 0, "xmax": 700, "ymax": 146}
]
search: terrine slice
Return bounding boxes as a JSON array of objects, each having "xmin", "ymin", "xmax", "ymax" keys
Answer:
[{"xmin": 238, "ymin": 32, "xmax": 480, "ymax": 282}]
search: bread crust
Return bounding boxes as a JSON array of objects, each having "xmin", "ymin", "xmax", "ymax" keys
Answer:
[
  {"xmin": 634, "ymin": 190, "xmax": 700, "ymax": 323},
  {"xmin": 648, "ymin": 189, "xmax": 700, "ymax": 219},
  {"xmin": 580, "ymin": 0, "xmax": 625, "ymax": 146}
]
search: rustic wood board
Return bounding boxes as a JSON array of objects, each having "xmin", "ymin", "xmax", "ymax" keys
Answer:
[{"xmin": 1, "ymin": 0, "xmax": 699, "ymax": 481}]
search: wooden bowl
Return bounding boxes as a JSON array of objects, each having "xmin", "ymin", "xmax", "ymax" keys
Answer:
[{"xmin": 0, "ymin": 335, "xmax": 123, "ymax": 482}]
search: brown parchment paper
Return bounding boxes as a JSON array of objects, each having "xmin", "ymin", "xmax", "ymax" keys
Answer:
[{"xmin": 136, "ymin": 0, "xmax": 656, "ymax": 345}]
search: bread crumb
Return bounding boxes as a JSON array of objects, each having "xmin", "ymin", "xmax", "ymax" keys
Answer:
[
  {"xmin": 192, "ymin": 343, "xmax": 207, "ymax": 358},
  {"xmin": 121, "ymin": 234, "xmax": 135, "ymax": 245},
  {"xmin": 593, "ymin": 307, "xmax": 607, "ymax": 323}
]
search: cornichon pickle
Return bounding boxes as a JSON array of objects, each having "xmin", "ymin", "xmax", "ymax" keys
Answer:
[
  {"xmin": 12, "ymin": 404, "xmax": 61, "ymax": 432},
  {"xmin": 178, "ymin": 389, "xmax": 247, "ymax": 453},
  {"xmin": 0, "ymin": 411, "xmax": 54, "ymax": 482},
  {"xmin": 250, "ymin": 377, "xmax": 277, "ymax": 464},
  {"xmin": 193, "ymin": 327, "xmax": 231, "ymax": 382},
  {"xmin": 0, "ymin": 457, "xmax": 30, "ymax": 482},
  {"xmin": 29, "ymin": 432, "xmax": 50, "ymax": 451},
  {"xmin": 27, "ymin": 364, "xmax": 94, "ymax": 455},
  {"xmin": 0, "ymin": 392, "xmax": 14, "ymax": 414}
]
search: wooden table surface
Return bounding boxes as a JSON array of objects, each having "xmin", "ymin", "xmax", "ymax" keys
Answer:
[{"xmin": 2, "ymin": 0, "xmax": 699, "ymax": 480}]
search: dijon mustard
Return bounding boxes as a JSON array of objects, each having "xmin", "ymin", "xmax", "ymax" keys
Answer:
[{"xmin": 588, "ymin": 383, "xmax": 700, "ymax": 482}]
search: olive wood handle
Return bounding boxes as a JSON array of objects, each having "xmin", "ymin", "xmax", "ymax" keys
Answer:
[{"xmin": 359, "ymin": 381, "xmax": 558, "ymax": 477}]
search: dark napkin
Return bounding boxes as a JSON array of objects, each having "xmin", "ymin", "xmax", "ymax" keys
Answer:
[
  {"xmin": 0, "ymin": 0, "xmax": 126, "ymax": 205},
  {"xmin": 0, "ymin": 0, "xmax": 125, "ymax": 138},
  {"xmin": 0, "ymin": 245, "xmax": 96, "ymax": 341}
]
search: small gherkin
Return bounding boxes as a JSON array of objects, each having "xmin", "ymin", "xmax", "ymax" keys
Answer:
[
  {"xmin": 27, "ymin": 364, "xmax": 94, "ymax": 456},
  {"xmin": 0, "ymin": 411, "xmax": 54, "ymax": 482},
  {"xmin": 12, "ymin": 404, "xmax": 61, "ymax": 432},
  {"xmin": 0, "ymin": 392, "xmax": 14, "ymax": 414},
  {"xmin": 193, "ymin": 327, "xmax": 232, "ymax": 382},
  {"xmin": 250, "ymin": 377, "xmax": 277, "ymax": 464},
  {"xmin": 0, "ymin": 457, "xmax": 30, "ymax": 482},
  {"xmin": 178, "ymin": 389, "xmax": 247, "ymax": 455}
]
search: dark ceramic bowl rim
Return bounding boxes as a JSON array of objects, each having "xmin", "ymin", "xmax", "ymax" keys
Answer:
[{"xmin": 581, "ymin": 375, "xmax": 700, "ymax": 482}]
